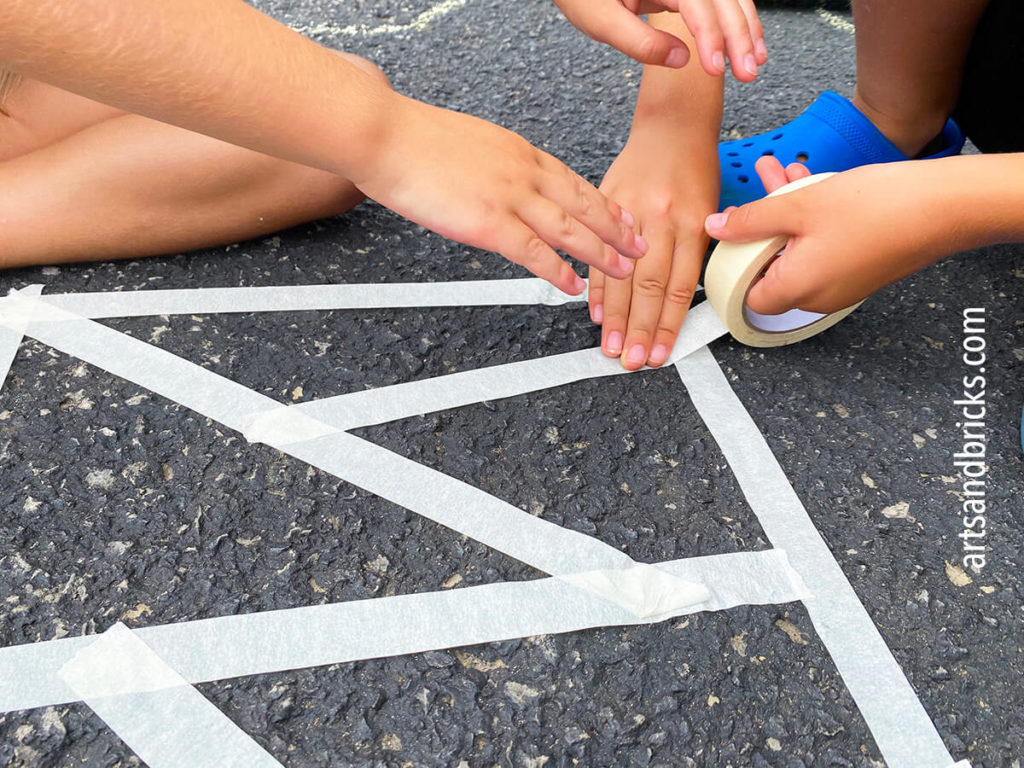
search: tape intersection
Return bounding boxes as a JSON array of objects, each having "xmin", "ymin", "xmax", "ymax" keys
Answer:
[{"xmin": 0, "ymin": 280, "xmax": 965, "ymax": 768}]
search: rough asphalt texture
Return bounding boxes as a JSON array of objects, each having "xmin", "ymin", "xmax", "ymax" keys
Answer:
[{"xmin": 1, "ymin": 1, "xmax": 1022, "ymax": 766}]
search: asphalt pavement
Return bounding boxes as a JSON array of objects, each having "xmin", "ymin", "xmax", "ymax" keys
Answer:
[{"xmin": 0, "ymin": 1, "xmax": 1021, "ymax": 766}]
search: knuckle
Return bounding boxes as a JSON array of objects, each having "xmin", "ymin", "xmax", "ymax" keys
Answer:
[
  {"xmin": 557, "ymin": 209, "xmax": 577, "ymax": 240},
  {"xmin": 731, "ymin": 203, "xmax": 758, "ymax": 230},
  {"xmin": 666, "ymin": 283, "xmax": 697, "ymax": 305},
  {"xmin": 635, "ymin": 33, "xmax": 661, "ymax": 62},
  {"xmin": 605, "ymin": 310, "xmax": 629, "ymax": 328},
  {"xmin": 576, "ymin": 184, "xmax": 594, "ymax": 219},
  {"xmin": 645, "ymin": 193, "xmax": 675, "ymax": 220},
  {"xmin": 657, "ymin": 323, "xmax": 682, "ymax": 341},
  {"xmin": 635, "ymin": 275, "xmax": 668, "ymax": 298},
  {"xmin": 522, "ymin": 235, "xmax": 552, "ymax": 267}
]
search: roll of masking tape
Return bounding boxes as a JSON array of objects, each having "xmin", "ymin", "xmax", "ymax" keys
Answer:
[{"xmin": 705, "ymin": 172, "xmax": 863, "ymax": 347}]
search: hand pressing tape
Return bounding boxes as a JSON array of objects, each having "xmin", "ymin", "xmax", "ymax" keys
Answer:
[{"xmin": 704, "ymin": 172, "xmax": 863, "ymax": 347}]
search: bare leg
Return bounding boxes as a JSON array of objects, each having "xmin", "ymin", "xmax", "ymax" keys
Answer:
[
  {"xmin": 0, "ymin": 77, "xmax": 122, "ymax": 160},
  {"xmin": 0, "ymin": 53, "xmax": 386, "ymax": 269},
  {"xmin": 850, "ymin": 0, "xmax": 990, "ymax": 157}
]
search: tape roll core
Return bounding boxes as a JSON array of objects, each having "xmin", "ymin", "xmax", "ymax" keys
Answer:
[{"xmin": 705, "ymin": 172, "xmax": 863, "ymax": 347}]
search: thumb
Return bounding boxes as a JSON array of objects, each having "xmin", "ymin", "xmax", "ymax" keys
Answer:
[
  {"xmin": 744, "ymin": 248, "xmax": 804, "ymax": 315},
  {"xmin": 592, "ymin": 10, "xmax": 690, "ymax": 66},
  {"xmin": 704, "ymin": 196, "xmax": 796, "ymax": 243}
]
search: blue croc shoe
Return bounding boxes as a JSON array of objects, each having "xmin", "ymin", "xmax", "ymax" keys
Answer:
[{"xmin": 719, "ymin": 90, "xmax": 965, "ymax": 209}]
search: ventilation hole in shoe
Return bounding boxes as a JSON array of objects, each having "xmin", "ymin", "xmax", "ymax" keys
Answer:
[
  {"xmin": 761, "ymin": 150, "xmax": 774, "ymax": 156},
  {"xmin": 738, "ymin": 175, "xmax": 749, "ymax": 183},
  {"xmin": 731, "ymin": 162, "xmax": 742, "ymax": 168},
  {"xmin": 772, "ymin": 133, "xmax": 783, "ymax": 140},
  {"xmin": 742, "ymin": 142, "xmax": 754, "ymax": 147},
  {"xmin": 796, "ymin": 152, "xmax": 809, "ymax": 163},
  {"xmin": 727, "ymin": 151, "xmax": 739, "ymax": 157}
]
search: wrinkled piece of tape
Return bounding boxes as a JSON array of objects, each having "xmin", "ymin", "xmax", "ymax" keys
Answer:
[
  {"xmin": 59, "ymin": 623, "xmax": 283, "ymax": 767},
  {"xmin": 3, "ymin": 549, "xmax": 807, "ymax": 710},
  {"xmin": 561, "ymin": 563, "xmax": 710, "ymax": 621}
]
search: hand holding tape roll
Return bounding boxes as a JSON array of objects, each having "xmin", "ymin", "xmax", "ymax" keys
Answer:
[{"xmin": 705, "ymin": 172, "xmax": 864, "ymax": 347}]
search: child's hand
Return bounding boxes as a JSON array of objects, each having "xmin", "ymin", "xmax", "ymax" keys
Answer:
[
  {"xmin": 354, "ymin": 95, "xmax": 646, "ymax": 296},
  {"xmin": 705, "ymin": 156, "xmax": 960, "ymax": 313},
  {"xmin": 589, "ymin": 130, "xmax": 718, "ymax": 369},
  {"xmin": 552, "ymin": 0, "xmax": 766, "ymax": 82}
]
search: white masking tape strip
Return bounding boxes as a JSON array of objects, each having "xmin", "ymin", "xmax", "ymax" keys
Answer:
[
  {"xmin": 3, "ymin": 549, "xmax": 807, "ymax": 710},
  {"xmin": 247, "ymin": 300, "xmax": 727, "ymax": 440},
  {"xmin": 1, "ymin": 291, "xmax": 703, "ymax": 612},
  {"xmin": 274, "ymin": 431, "xmax": 706, "ymax": 611},
  {"xmin": 29, "ymin": 279, "xmax": 582, "ymax": 319},
  {"xmin": 60, "ymin": 623, "xmax": 283, "ymax": 768},
  {"xmin": 0, "ymin": 286, "xmax": 42, "ymax": 389},
  {"xmin": 5, "ymin": 288, "xmax": 275, "ymax": 434},
  {"xmin": 676, "ymin": 347, "xmax": 953, "ymax": 768},
  {"xmin": 704, "ymin": 173, "xmax": 863, "ymax": 347}
]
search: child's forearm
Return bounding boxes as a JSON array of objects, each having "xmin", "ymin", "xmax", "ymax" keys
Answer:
[
  {"xmin": 625, "ymin": 13, "xmax": 723, "ymax": 210},
  {"xmin": 631, "ymin": 13, "xmax": 723, "ymax": 140},
  {"xmin": 0, "ymin": 0, "xmax": 394, "ymax": 182},
  {"xmin": 951, "ymin": 153, "xmax": 1024, "ymax": 249}
]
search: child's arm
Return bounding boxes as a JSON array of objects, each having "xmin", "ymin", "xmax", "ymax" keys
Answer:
[
  {"xmin": 591, "ymin": 12, "xmax": 723, "ymax": 370},
  {"xmin": 0, "ymin": 0, "xmax": 645, "ymax": 295},
  {"xmin": 704, "ymin": 154, "xmax": 1024, "ymax": 314},
  {"xmin": 552, "ymin": 0, "xmax": 765, "ymax": 82}
]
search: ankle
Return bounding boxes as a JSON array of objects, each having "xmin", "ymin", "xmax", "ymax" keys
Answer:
[{"xmin": 851, "ymin": 90, "xmax": 948, "ymax": 158}]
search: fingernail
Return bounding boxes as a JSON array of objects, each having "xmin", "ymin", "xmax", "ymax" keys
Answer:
[
  {"xmin": 606, "ymin": 331, "xmax": 623, "ymax": 355},
  {"xmin": 572, "ymin": 275, "xmax": 587, "ymax": 294},
  {"xmin": 634, "ymin": 234, "xmax": 648, "ymax": 254},
  {"xmin": 592, "ymin": 303, "xmax": 603, "ymax": 323},
  {"xmin": 712, "ymin": 51, "xmax": 726, "ymax": 72},
  {"xmin": 649, "ymin": 344, "xmax": 669, "ymax": 366},
  {"xmin": 626, "ymin": 344, "xmax": 646, "ymax": 366},
  {"xmin": 665, "ymin": 47, "xmax": 687, "ymax": 68},
  {"xmin": 755, "ymin": 38, "xmax": 768, "ymax": 61},
  {"xmin": 745, "ymin": 53, "xmax": 758, "ymax": 76},
  {"xmin": 620, "ymin": 208, "xmax": 635, "ymax": 228},
  {"xmin": 705, "ymin": 212, "xmax": 729, "ymax": 230},
  {"xmin": 617, "ymin": 254, "xmax": 634, "ymax": 275}
]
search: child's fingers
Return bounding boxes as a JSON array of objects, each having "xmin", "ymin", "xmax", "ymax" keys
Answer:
[
  {"xmin": 754, "ymin": 155, "xmax": 789, "ymax": 193},
  {"xmin": 502, "ymin": 220, "xmax": 587, "ymax": 296},
  {"xmin": 584, "ymin": 4, "xmax": 690, "ymax": 67},
  {"xmin": 738, "ymin": 0, "xmax": 767, "ymax": 64},
  {"xmin": 620, "ymin": 231, "xmax": 675, "ymax": 370},
  {"xmin": 677, "ymin": 0, "xmax": 727, "ymax": 76},
  {"xmin": 745, "ymin": 244, "xmax": 808, "ymax": 315},
  {"xmin": 705, "ymin": 194, "xmax": 799, "ymax": 243},
  {"xmin": 534, "ymin": 158, "xmax": 648, "ymax": 260},
  {"xmin": 784, "ymin": 162, "xmax": 812, "ymax": 183},
  {"xmin": 517, "ymin": 197, "xmax": 636, "ymax": 280},
  {"xmin": 601, "ymin": 270, "xmax": 634, "ymax": 357},
  {"xmin": 711, "ymin": 0, "xmax": 757, "ymax": 81},
  {"xmin": 588, "ymin": 266, "xmax": 606, "ymax": 324},
  {"xmin": 647, "ymin": 236, "xmax": 704, "ymax": 367}
]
